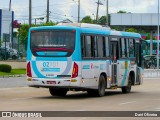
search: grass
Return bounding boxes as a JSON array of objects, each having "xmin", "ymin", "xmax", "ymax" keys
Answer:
[{"xmin": 0, "ymin": 68, "xmax": 26, "ymax": 76}]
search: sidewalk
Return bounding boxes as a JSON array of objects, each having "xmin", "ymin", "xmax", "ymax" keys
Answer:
[
  {"xmin": 0, "ymin": 76, "xmax": 27, "ymax": 88},
  {"xmin": 0, "ymin": 61, "xmax": 26, "ymax": 69},
  {"xmin": 144, "ymin": 69, "xmax": 160, "ymax": 78}
]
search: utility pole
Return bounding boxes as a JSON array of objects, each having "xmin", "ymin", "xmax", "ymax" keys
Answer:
[
  {"xmin": 78, "ymin": 0, "xmax": 80, "ymax": 23},
  {"xmin": 157, "ymin": 0, "xmax": 160, "ymax": 69},
  {"xmin": 9, "ymin": 0, "xmax": 11, "ymax": 11},
  {"xmin": 29, "ymin": 0, "xmax": 32, "ymax": 27},
  {"xmin": 46, "ymin": 0, "xmax": 49, "ymax": 23},
  {"xmin": 35, "ymin": 17, "xmax": 44, "ymax": 25},
  {"xmin": 96, "ymin": 0, "xmax": 103, "ymax": 23},
  {"xmin": 106, "ymin": 0, "xmax": 108, "ymax": 26}
]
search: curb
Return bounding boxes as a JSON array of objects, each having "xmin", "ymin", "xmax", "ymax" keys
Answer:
[{"xmin": 0, "ymin": 74, "xmax": 26, "ymax": 78}]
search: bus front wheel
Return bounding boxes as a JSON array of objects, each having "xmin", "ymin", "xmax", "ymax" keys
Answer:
[
  {"xmin": 121, "ymin": 76, "xmax": 132, "ymax": 93},
  {"xmin": 93, "ymin": 75, "xmax": 106, "ymax": 97},
  {"xmin": 87, "ymin": 76, "xmax": 106, "ymax": 97},
  {"xmin": 49, "ymin": 88, "xmax": 67, "ymax": 96}
]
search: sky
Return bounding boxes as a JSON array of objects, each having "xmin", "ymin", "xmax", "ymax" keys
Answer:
[{"xmin": 0, "ymin": 0, "xmax": 158, "ymax": 24}]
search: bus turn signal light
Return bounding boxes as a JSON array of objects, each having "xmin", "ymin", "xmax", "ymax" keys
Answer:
[
  {"xmin": 72, "ymin": 62, "xmax": 78, "ymax": 78},
  {"xmin": 27, "ymin": 62, "xmax": 32, "ymax": 77}
]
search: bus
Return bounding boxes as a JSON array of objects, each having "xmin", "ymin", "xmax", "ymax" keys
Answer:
[
  {"xmin": 27, "ymin": 23, "xmax": 146, "ymax": 97},
  {"xmin": 146, "ymin": 40, "xmax": 160, "ymax": 55}
]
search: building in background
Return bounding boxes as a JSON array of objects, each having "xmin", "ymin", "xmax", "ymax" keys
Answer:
[
  {"xmin": 110, "ymin": 13, "xmax": 160, "ymax": 36},
  {"xmin": 0, "ymin": 9, "xmax": 14, "ymax": 48}
]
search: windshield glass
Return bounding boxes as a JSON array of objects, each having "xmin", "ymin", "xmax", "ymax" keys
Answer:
[{"xmin": 30, "ymin": 30, "xmax": 76, "ymax": 57}]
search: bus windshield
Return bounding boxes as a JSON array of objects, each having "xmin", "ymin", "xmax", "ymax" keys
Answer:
[{"xmin": 30, "ymin": 30, "xmax": 75, "ymax": 57}]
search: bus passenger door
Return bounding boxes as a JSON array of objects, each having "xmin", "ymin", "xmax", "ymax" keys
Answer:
[
  {"xmin": 110, "ymin": 41, "xmax": 119, "ymax": 86},
  {"xmin": 135, "ymin": 42, "xmax": 141, "ymax": 85}
]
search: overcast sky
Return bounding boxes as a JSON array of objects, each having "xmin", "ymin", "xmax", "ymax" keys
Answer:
[{"xmin": 0, "ymin": 0, "xmax": 158, "ymax": 24}]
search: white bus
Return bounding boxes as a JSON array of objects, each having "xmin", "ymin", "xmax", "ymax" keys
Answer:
[{"xmin": 27, "ymin": 23, "xmax": 146, "ymax": 97}]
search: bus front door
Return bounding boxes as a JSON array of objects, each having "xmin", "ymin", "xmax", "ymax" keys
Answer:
[{"xmin": 110, "ymin": 41, "xmax": 119, "ymax": 86}]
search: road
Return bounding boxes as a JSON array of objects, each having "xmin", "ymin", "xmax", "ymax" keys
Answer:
[{"xmin": 0, "ymin": 78, "xmax": 160, "ymax": 119}]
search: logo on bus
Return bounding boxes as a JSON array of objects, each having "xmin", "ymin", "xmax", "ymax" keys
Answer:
[{"xmin": 82, "ymin": 65, "xmax": 90, "ymax": 69}]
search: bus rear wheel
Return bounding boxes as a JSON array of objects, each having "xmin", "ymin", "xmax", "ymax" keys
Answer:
[
  {"xmin": 121, "ymin": 76, "xmax": 132, "ymax": 93},
  {"xmin": 49, "ymin": 88, "xmax": 68, "ymax": 96}
]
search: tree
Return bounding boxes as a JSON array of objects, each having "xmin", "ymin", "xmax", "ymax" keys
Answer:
[
  {"xmin": 37, "ymin": 21, "xmax": 56, "ymax": 26},
  {"xmin": 98, "ymin": 16, "xmax": 106, "ymax": 25},
  {"xmin": 81, "ymin": 16, "xmax": 93, "ymax": 23},
  {"xmin": 117, "ymin": 10, "xmax": 127, "ymax": 13},
  {"xmin": 125, "ymin": 28, "xmax": 138, "ymax": 33},
  {"xmin": 19, "ymin": 24, "xmax": 29, "ymax": 50},
  {"xmin": 0, "ymin": 38, "xmax": 3, "ymax": 48},
  {"xmin": 13, "ymin": 20, "xmax": 21, "ymax": 28}
]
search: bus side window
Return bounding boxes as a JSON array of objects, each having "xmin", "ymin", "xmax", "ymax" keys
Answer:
[
  {"xmin": 135, "ymin": 41, "xmax": 141, "ymax": 66},
  {"xmin": 128, "ymin": 38, "xmax": 135, "ymax": 57},
  {"xmin": 97, "ymin": 36, "xmax": 103, "ymax": 57},
  {"xmin": 81, "ymin": 35, "xmax": 85, "ymax": 57},
  {"xmin": 104, "ymin": 37, "xmax": 109, "ymax": 57},
  {"xmin": 91, "ymin": 36, "xmax": 97, "ymax": 57},
  {"xmin": 120, "ymin": 38, "xmax": 127, "ymax": 58},
  {"xmin": 81, "ymin": 35, "xmax": 92, "ymax": 58}
]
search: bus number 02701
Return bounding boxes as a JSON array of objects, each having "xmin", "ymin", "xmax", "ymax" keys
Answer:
[{"xmin": 42, "ymin": 62, "xmax": 58, "ymax": 68}]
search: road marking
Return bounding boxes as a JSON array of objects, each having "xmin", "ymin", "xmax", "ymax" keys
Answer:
[{"xmin": 119, "ymin": 101, "xmax": 136, "ymax": 105}]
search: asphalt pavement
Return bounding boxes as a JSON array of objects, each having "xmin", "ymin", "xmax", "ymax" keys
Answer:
[{"xmin": 0, "ymin": 77, "xmax": 160, "ymax": 120}]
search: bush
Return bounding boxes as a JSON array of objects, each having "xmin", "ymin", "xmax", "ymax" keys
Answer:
[{"xmin": 0, "ymin": 64, "xmax": 12, "ymax": 73}]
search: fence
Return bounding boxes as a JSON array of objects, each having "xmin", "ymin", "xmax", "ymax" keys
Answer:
[
  {"xmin": 143, "ymin": 69, "xmax": 160, "ymax": 78},
  {"xmin": 0, "ymin": 35, "xmax": 26, "ymax": 61}
]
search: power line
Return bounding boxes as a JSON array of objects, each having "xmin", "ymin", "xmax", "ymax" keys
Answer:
[
  {"xmin": 3, "ymin": 0, "xmax": 107, "ymax": 24},
  {"xmin": 8, "ymin": 1, "xmax": 76, "ymax": 11}
]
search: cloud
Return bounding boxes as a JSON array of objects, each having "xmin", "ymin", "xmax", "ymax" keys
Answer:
[
  {"xmin": 0, "ymin": 0, "xmax": 159, "ymax": 23},
  {"xmin": 108, "ymin": 0, "xmax": 157, "ymax": 13}
]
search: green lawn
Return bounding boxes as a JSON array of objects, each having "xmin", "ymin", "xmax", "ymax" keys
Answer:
[{"xmin": 0, "ymin": 69, "xmax": 26, "ymax": 76}]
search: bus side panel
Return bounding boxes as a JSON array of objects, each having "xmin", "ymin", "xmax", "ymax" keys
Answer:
[
  {"xmin": 81, "ymin": 61, "xmax": 98, "ymax": 89},
  {"xmin": 117, "ymin": 60, "xmax": 130, "ymax": 87},
  {"xmin": 135, "ymin": 67, "xmax": 143, "ymax": 85},
  {"xmin": 106, "ymin": 60, "xmax": 112, "ymax": 88},
  {"xmin": 81, "ymin": 60, "xmax": 110, "ymax": 89},
  {"xmin": 139, "ymin": 67, "xmax": 143, "ymax": 85}
]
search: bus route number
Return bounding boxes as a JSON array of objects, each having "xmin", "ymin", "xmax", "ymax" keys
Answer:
[{"xmin": 42, "ymin": 62, "xmax": 58, "ymax": 68}]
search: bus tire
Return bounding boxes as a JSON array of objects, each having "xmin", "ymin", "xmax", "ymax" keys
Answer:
[
  {"xmin": 95, "ymin": 75, "xmax": 106, "ymax": 97},
  {"xmin": 49, "ymin": 88, "xmax": 67, "ymax": 96},
  {"xmin": 121, "ymin": 76, "xmax": 132, "ymax": 93}
]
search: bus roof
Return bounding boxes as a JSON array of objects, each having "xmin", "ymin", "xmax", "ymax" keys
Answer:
[
  {"xmin": 57, "ymin": 22, "xmax": 111, "ymax": 30},
  {"xmin": 30, "ymin": 23, "xmax": 141, "ymax": 38}
]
